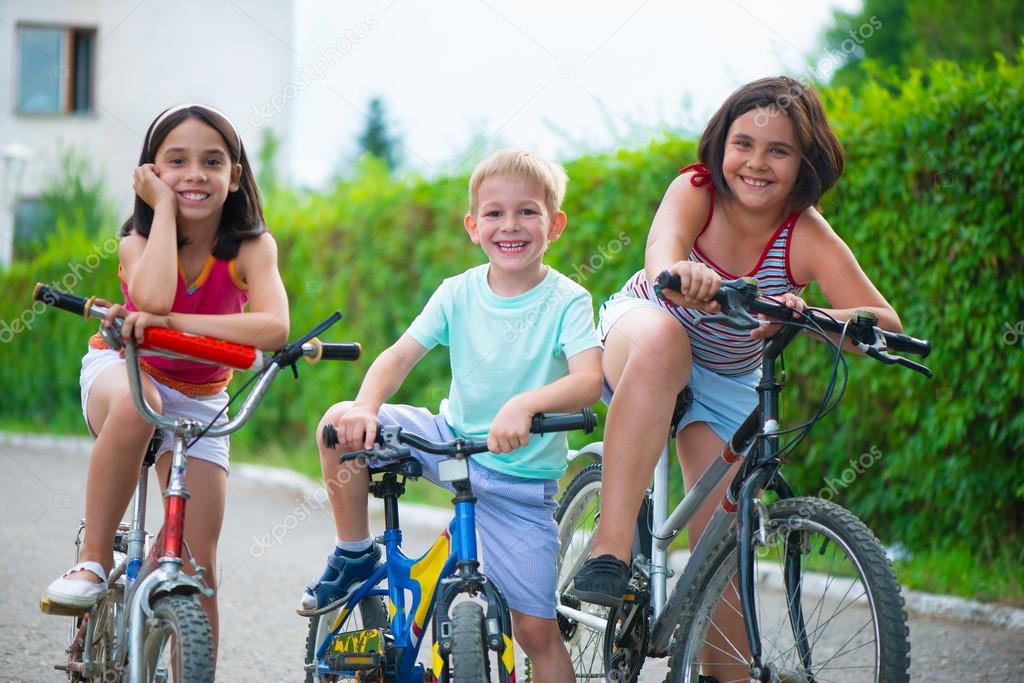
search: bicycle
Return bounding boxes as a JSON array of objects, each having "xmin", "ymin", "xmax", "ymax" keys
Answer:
[
  {"xmin": 303, "ymin": 408, "xmax": 598, "ymax": 682},
  {"xmin": 33, "ymin": 283, "xmax": 361, "ymax": 683},
  {"xmin": 550, "ymin": 274, "xmax": 932, "ymax": 682}
]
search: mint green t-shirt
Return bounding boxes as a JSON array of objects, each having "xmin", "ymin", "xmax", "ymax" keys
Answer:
[{"xmin": 406, "ymin": 264, "xmax": 600, "ymax": 479}]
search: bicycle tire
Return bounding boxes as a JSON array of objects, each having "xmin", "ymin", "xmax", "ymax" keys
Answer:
[
  {"xmin": 448, "ymin": 601, "xmax": 490, "ymax": 683},
  {"xmin": 140, "ymin": 593, "xmax": 215, "ymax": 683},
  {"xmin": 667, "ymin": 497, "xmax": 910, "ymax": 683},
  {"xmin": 304, "ymin": 595, "xmax": 390, "ymax": 683}
]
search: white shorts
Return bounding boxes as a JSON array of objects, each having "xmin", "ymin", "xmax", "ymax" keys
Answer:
[{"xmin": 80, "ymin": 348, "xmax": 232, "ymax": 473}]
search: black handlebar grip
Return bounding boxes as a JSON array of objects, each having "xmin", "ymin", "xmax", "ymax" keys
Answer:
[
  {"xmin": 530, "ymin": 408, "xmax": 598, "ymax": 435},
  {"xmin": 655, "ymin": 271, "xmax": 681, "ymax": 294},
  {"xmin": 33, "ymin": 283, "xmax": 89, "ymax": 316},
  {"xmin": 885, "ymin": 333, "xmax": 931, "ymax": 358},
  {"xmin": 320, "ymin": 342, "xmax": 362, "ymax": 361},
  {"xmin": 322, "ymin": 424, "xmax": 340, "ymax": 450}
]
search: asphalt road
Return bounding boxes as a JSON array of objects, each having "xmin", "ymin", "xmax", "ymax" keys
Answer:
[{"xmin": 2, "ymin": 440, "xmax": 1021, "ymax": 682}]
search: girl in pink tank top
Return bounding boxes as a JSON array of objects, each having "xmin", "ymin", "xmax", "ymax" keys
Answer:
[
  {"xmin": 573, "ymin": 77, "xmax": 906, "ymax": 683},
  {"xmin": 43, "ymin": 105, "xmax": 290, "ymax": 669}
]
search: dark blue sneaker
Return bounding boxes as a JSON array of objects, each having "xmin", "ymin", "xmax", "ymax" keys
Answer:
[{"xmin": 296, "ymin": 544, "xmax": 382, "ymax": 616}]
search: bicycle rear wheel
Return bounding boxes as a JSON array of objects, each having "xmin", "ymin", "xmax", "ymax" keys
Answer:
[
  {"xmin": 140, "ymin": 593, "xmax": 215, "ymax": 683},
  {"xmin": 304, "ymin": 596, "xmax": 390, "ymax": 683},
  {"xmin": 668, "ymin": 497, "xmax": 910, "ymax": 683}
]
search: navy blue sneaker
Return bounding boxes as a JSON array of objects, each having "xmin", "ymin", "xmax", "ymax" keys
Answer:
[{"xmin": 296, "ymin": 544, "xmax": 382, "ymax": 616}]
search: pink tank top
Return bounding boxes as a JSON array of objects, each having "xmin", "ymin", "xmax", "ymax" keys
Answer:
[{"xmin": 91, "ymin": 254, "xmax": 248, "ymax": 394}]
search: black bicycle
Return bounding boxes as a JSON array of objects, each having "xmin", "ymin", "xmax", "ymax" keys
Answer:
[{"xmin": 550, "ymin": 274, "xmax": 931, "ymax": 682}]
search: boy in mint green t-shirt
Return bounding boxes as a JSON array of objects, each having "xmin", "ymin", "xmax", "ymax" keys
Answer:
[{"xmin": 298, "ymin": 148, "xmax": 602, "ymax": 682}]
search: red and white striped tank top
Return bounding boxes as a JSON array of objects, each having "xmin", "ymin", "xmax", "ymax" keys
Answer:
[{"xmin": 617, "ymin": 163, "xmax": 806, "ymax": 376}]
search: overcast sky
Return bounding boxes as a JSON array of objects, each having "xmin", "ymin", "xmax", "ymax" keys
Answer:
[{"xmin": 288, "ymin": 0, "xmax": 859, "ymax": 187}]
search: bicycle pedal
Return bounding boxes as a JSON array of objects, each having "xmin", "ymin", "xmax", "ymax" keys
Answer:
[
  {"xmin": 325, "ymin": 627, "xmax": 387, "ymax": 672},
  {"xmin": 325, "ymin": 651, "xmax": 385, "ymax": 671},
  {"xmin": 39, "ymin": 597, "xmax": 90, "ymax": 617}
]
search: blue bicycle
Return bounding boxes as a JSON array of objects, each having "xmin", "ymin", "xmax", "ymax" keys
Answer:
[{"xmin": 303, "ymin": 409, "xmax": 597, "ymax": 683}]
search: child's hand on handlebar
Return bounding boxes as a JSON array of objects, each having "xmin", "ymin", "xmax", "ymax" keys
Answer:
[
  {"xmin": 336, "ymin": 404, "xmax": 381, "ymax": 452},
  {"xmin": 488, "ymin": 397, "xmax": 533, "ymax": 454},
  {"xmin": 660, "ymin": 261, "xmax": 721, "ymax": 313},
  {"xmin": 119, "ymin": 311, "xmax": 171, "ymax": 344},
  {"xmin": 749, "ymin": 292, "xmax": 806, "ymax": 340}
]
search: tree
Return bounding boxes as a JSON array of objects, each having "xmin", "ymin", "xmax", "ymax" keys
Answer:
[
  {"xmin": 356, "ymin": 97, "xmax": 401, "ymax": 171},
  {"xmin": 820, "ymin": 0, "xmax": 1023, "ymax": 88}
]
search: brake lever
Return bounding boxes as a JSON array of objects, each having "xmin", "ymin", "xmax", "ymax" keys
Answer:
[
  {"xmin": 339, "ymin": 446, "xmax": 411, "ymax": 463},
  {"xmin": 864, "ymin": 347, "xmax": 934, "ymax": 378},
  {"xmin": 273, "ymin": 311, "xmax": 343, "ymax": 374},
  {"xmin": 702, "ymin": 286, "xmax": 760, "ymax": 330},
  {"xmin": 701, "ymin": 311, "xmax": 760, "ymax": 330}
]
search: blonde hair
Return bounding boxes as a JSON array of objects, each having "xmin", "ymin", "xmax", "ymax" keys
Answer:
[{"xmin": 468, "ymin": 148, "xmax": 568, "ymax": 216}]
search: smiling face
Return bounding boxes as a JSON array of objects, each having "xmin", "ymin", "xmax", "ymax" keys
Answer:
[
  {"xmin": 153, "ymin": 117, "xmax": 241, "ymax": 228},
  {"xmin": 464, "ymin": 174, "xmax": 566, "ymax": 287},
  {"xmin": 721, "ymin": 107, "xmax": 802, "ymax": 213}
]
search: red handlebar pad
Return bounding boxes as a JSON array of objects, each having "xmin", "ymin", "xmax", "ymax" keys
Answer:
[{"xmin": 140, "ymin": 327, "xmax": 264, "ymax": 372}]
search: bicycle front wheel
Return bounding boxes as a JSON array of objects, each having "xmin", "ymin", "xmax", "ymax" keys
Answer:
[
  {"xmin": 304, "ymin": 596, "xmax": 389, "ymax": 683},
  {"xmin": 140, "ymin": 594, "xmax": 215, "ymax": 683},
  {"xmin": 668, "ymin": 497, "xmax": 910, "ymax": 683},
  {"xmin": 449, "ymin": 601, "xmax": 490, "ymax": 683}
]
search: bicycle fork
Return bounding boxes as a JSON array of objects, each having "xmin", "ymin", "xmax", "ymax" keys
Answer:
[{"xmin": 125, "ymin": 431, "xmax": 211, "ymax": 683}]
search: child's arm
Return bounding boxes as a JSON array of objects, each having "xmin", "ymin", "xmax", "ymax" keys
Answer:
[
  {"xmin": 783, "ymin": 210, "xmax": 902, "ymax": 347},
  {"xmin": 487, "ymin": 347, "xmax": 603, "ymax": 454},
  {"xmin": 643, "ymin": 174, "xmax": 721, "ymax": 312},
  {"xmin": 117, "ymin": 233, "xmax": 290, "ymax": 350},
  {"xmin": 122, "ymin": 165, "xmax": 179, "ymax": 314},
  {"xmin": 339, "ymin": 333, "xmax": 431, "ymax": 450}
]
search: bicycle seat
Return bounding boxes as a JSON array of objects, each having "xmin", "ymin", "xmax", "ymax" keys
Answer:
[
  {"xmin": 669, "ymin": 386, "xmax": 694, "ymax": 438},
  {"xmin": 367, "ymin": 458, "xmax": 423, "ymax": 479}
]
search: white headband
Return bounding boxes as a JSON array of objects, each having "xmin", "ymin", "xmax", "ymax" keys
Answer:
[{"xmin": 145, "ymin": 103, "xmax": 241, "ymax": 155}]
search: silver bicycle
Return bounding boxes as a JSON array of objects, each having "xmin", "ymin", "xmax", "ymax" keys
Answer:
[
  {"xmin": 549, "ymin": 275, "xmax": 932, "ymax": 683},
  {"xmin": 35, "ymin": 283, "xmax": 360, "ymax": 683}
]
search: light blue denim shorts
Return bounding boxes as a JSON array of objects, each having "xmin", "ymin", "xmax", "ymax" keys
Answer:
[
  {"xmin": 375, "ymin": 403, "xmax": 560, "ymax": 618},
  {"xmin": 598, "ymin": 294, "xmax": 761, "ymax": 443}
]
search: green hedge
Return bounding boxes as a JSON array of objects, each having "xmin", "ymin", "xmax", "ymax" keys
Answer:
[{"xmin": 2, "ymin": 55, "xmax": 1021, "ymax": 558}]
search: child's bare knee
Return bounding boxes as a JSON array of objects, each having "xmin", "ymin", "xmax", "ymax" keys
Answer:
[{"xmin": 511, "ymin": 614, "xmax": 560, "ymax": 656}]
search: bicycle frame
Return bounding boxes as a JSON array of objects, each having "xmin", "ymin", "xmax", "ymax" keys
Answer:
[
  {"xmin": 561, "ymin": 325, "xmax": 803, "ymax": 667},
  {"xmin": 74, "ymin": 340, "xmax": 298, "ymax": 682},
  {"xmin": 312, "ymin": 466, "xmax": 516, "ymax": 683}
]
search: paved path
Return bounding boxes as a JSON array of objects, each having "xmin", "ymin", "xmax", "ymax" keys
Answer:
[{"xmin": 2, "ymin": 441, "xmax": 1021, "ymax": 681}]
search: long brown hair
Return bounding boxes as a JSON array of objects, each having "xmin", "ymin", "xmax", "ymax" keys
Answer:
[
  {"xmin": 120, "ymin": 105, "xmax": 266, "ymax": 260},
  {"xmin": 697, "ymin": 77, "xmax": 845, "ymax": 211}
]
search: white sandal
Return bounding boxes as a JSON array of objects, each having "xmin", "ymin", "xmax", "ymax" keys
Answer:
[{"xmin": 40, "ymin": 561, "xmax": 108, "ymax": 615}]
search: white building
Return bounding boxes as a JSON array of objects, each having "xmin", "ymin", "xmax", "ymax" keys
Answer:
[{"xmin": 0, "ymin": 0, "xmax": 295, "ymax": 266}]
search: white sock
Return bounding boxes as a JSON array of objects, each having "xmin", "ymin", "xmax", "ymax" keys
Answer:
[{"xmin": 336, "ymin": 537, "xmax": 373, "ymax": 554}]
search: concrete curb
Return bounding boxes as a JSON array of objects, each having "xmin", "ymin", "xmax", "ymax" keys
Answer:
[{"xmin": 4, "ymin": 431, "xmax": 1020, "ymax": 631}]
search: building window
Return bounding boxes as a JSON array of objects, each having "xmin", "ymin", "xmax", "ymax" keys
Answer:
[
  {"xmin": 16, "ymin": 25, "xmax": 95, "ymax": 115},
  {"xmin": 13, "ymin": 197, "xmax": 49, "ymax": 258}
]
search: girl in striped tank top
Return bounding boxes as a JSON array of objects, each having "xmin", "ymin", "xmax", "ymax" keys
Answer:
[
  {"xmin": 42, "ymin": 105, "xmax": 290, "ymax": 669},
  {"xmin": 573, "ymin": 77, "xmax": 904, "ymax": 683}
]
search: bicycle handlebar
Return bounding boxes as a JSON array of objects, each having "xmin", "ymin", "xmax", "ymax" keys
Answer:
[
  {"xmin": 327, "ymin": 408, "xmax": 599, "ymax": 463},
  {"xmin": 653, "ymin": 272, "xmax": 933, "ymax": 377},
  {"xmin": 33, "ymin": 283, "xmax": 362, "ymax": 436}
]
